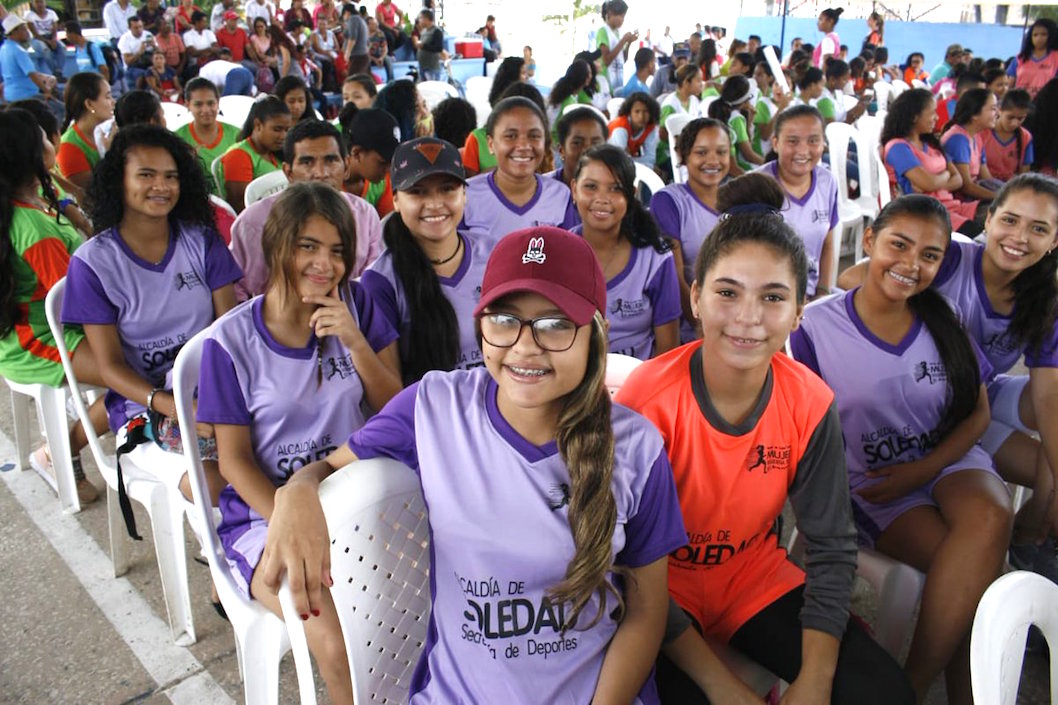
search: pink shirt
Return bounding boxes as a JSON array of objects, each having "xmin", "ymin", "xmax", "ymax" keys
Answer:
[
  {"xmin": 230, "ymin": 190, "xmax": 383, "ymax": 300},
  {"xmin": 1014, "ymin": 51, "xmax": 1058, "ymax": 97},
  {"xmin": 375, "ymin": 1, "xmax": 400, "ymax": 27}
]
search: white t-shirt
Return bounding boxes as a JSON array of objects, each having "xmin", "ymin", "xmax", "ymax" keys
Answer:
[
  {"xmin": 183, "ymin": 27, "xmax": 218, "ymax": 51},
  {"xmin": 245, "ymin": 0, "xmax": 275, "ymax": 27},
  {"xmin": 117, "ymin": 29, "xmax": 154, "ymax": 64},
  {"xmin": 103, "ymin": 0, "xmax": 138, "ymax": 39},
  {"xmin": 25, "ymin": 7, "xmax": 59, "ymax": 37},
  {"xmin": 210, "ymin": 3, "xmax": 227, "ymax": 32},
  {"xmin": 199, "ymin": 59, "xmax": 241, "ymax": 88}
]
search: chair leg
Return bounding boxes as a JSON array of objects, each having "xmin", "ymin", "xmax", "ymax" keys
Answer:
[
  {"xmin": 858, "ymin": 549, "xmax": 925, "ymax": 658},
  {"xmin": 40, "ymin": 386, "xmax": 81, "ymax": 514},
  {"xmin": 239, "ymin": 617, "xmax": 288, "ymax": 705},
  {"xmin": 10, "ymin": 389, "xmax": 33, "ymax": 471},
  {"xmin": 147, "ymin": 484, "xmax": 196, "ymax": 646},
  {"xmin": 107, "ymin": 484, "xmax": 132, "ymax": 577}
]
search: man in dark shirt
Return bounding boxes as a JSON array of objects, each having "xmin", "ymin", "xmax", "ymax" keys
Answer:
[{"xmin": 416, "ymin": 8, "xmax": 444, "ymax": 81}]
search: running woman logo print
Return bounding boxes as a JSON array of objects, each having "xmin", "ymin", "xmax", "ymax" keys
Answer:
[{"xmin": 522, "ymin": 237, "xmax": 546, "ymax": 264}]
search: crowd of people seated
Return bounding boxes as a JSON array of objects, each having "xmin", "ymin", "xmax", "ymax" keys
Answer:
[{"xmin": 3, "ymin": 2, "xmax": 1058, "ymax": 704}]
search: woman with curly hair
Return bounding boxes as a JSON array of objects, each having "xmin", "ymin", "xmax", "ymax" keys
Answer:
[{"xmin": 61, "ymin": 125, "xmax": 243, "ymax": 507}]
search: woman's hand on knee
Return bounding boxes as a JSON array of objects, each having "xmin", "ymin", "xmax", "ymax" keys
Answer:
[{"xmin": 258, "ymin": 478, "xmax": 332, "ymax": 617}]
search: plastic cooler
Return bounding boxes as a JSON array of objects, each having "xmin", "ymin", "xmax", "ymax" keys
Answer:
[{"xmin": 455, "ymin": 39, "xmax": 484, "ymax": 58}]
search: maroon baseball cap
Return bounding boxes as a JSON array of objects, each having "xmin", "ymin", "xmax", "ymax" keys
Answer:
[{"xmin": 473, "ymin": 227, "xmax": 606, "ymax": 327}]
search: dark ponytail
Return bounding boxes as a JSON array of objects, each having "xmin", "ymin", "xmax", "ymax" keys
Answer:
[
  {"xmin": 382, "ymin": 213, "xmax": 461, "ymax": 384},
  {"xmin": 573, "ymin": 144, "xmax": 670, "ymax": 253},
  {"xmin": 990, "ymin": 174, "xmax": 1058, "ymax": 355},
  {"xmin": 874, "ymin": 195, "xmax": 980, "ymax": 437},
  {"xmin": 238, "ymin": 95, "xmax": 290, "ymax": 140}
]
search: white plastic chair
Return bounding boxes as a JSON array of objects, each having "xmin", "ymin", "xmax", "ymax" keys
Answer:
[
  {"xmin": 173, "ymin": 330, "xmax": 300, "ymax": 704},
  {"xmin": 45, "ymin": 278, "xmax": 198, "ymax": 646},
  {"xmin": 970, "ymin": 571, "xmax": 1058, "ymax": 705},
  {"xmin": 825, "ymin": 121, "xmax": 865, "ymax": 265},
  {"xmin": 850, "ymin": 114, "xmax": 884, "ymax": 221},
  {"xmin": 211, "ymin": 155, "xmax": 225, "ymax": 196},
  {"xmin": 280, "ymin": 458, "xmax": 432, "ymax": 705},
  {"xmin": 871, "ymin": 81, "xmax": 892, "ymax": 111},
  {"xmin": 219, "ymin": 94, "xmax": 255, "ymax": 130},
  {"xmin": 606, "ymin": 96, "xmax": 624, "ymax": 119},
  {"xmin": 633, "ymin": 162, "xmax": 665, "ymax": 205},
  {"xmin": 699, "ymin": 95, "xmax": 718, "ymax": 118},
  {"xmin": 209, "ymin": 193, "xmax": 237, "ymax": 218},
  {"xmin": 161, "ymin": 101, "xmax": 192, "ymax": 130},
  {"xmin": 463, "ymin": 75, "xmax": 492, "ymax": 98},
  {"xmin": 604, "ymin": 352, "xmax": 642, "ymax": 397},
  {"xmin": 244, "ymin": 171, "xmax": 290, "ymax": 207},
  {"xmin": 665, "ymin": 112, "xmax": 693, "ymax": 185},
  {"xmin": 890, "ymin": 79, "xmax": 910, "ymax": 100},
  {"xmin": 416, "ymin": 80, "xmax": 459, "ymax": 111},
  {"xmin": 4, "ymin": 375, "xmax": 98, "ymax": 514},
  {"xmin": 910, "ymin": 78, "xmax": 927, "ymax": 89}
]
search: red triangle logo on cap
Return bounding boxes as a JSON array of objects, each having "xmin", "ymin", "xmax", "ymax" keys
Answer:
[{"xmin": 414, "ymin": 142, "xmax": 444, "ymax": 164}]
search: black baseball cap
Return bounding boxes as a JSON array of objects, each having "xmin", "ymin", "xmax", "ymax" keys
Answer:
[
  {"xmin": 672, "ymin": 42, "xmax": 691, "ymax": 58},
  {"xmin": 347, "ymin": 108, "xmax": 400, "ymax": 162},
  {"xmin": 391, "ymin": 137, "xmax": 466, "ymax": 192}
]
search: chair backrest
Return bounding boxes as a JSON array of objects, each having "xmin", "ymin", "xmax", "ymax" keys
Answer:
[
  {"xmin": 209, "ymin": 193, "xmax": 237, "ymax": 218},
  {"xmin": 970, "ymin": 571, "xmax": 1058, "ymax": 705},
  {"xmin": 218, "ymin": 94, "xmax": 254, "ymax": 129},
  {"xmin": 244, "ymin": 170, "xmax": 290, "ymax": 208},
  {"xmin": 162, "ymin": 101, "xmax": 192, "ymax": 130},
  {"xmin": 417, "ymin": 80, "xmax": 459, "ymax": 111},
  {"xmin": 910, "ymin": 78, "xmax": 927, "ymax": 89},
  {"xmin": 605, "ymin": 353, "xmax": 643, "ymax": 397},
  {"xmin": 872, "ymin": 81, "xmax": 892, "ymax": 110},
  {"xmin": 824, "ymin": 121, "xmax": 858, "ymax": 205},
  {"xmin": 44, "ymin": 278, "xmax": 117, "ymax": 487},
  {"xmin": 606, "ymin": 96, "xmax": 624, "ymax": 119},
  {"xmin": 210, "ymin": 155, "xmax": 224, "ymax": 196},
  {"xmin": 633, "ymin": 161, "xmax": 665, "ymax": 205},
  {"xmin": 464, "ymin": 75, "xmax": 492, "ymax": 97},
  {"xmin": 319, "ymin": 458, "xmax": 431, "ymax": 704},
  {"xmin": 890, "ymin": 79, "xmax": 910, "ymax": 99},
  {"xmin": 699, "ymin": 95, "xmax": 718, "ymax": 117},
  {"xmin": 665, "ymin": 112, "xmax": 693, "ymax": 184}
]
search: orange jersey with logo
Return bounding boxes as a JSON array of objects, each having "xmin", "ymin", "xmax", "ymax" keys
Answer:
[{"xmin": 617, "ymin": 342, "xmax": 839, "ymax": 640}]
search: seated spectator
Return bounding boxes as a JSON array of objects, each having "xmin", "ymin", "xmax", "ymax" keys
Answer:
[
  {"xmin": 230, "ymin": 119, "xmax": 383, "ymax": 300},
  {"xmin": 903, "ymin": 51, "xmax": 929, "ymax": 85},
  {"xmin": 283, "ymin": 0, "xmax": 312, "ymax": 32},
  {"xmin": 608, "ymin": 92, "xmax": 660, "ymax": 169},
  {"xmin": 342, "ymin": 2, "xmax": 370, "ymax": 77},
  {"xmin": 174, "ymin": 0, "xmax": 202, "ymax": 34},
  {"xmin": 217, "ymin": 95, "xmax": 292, "ymax": 211},
  {"xmin": 340, "ymin": 107, "xmax": 397, "ymax": 217},
  {"xmin": 308, "ymin": 15, "xmax": 340, "ymax": 91},
  {"xmin": 984, "ymin": 66, "xmax": 1009, "ymax": 101},
  {"xmin": 941, "ymin": 87, "xmax": 1002, "ymax": 202},
  {"xmin": 245, "ymin": 0, "xmax": 276, "ymax": 29},
  {"xmin": 102, "ymin": 0, "xmax": 138, "ymax": 43},
  {"xmin": 57, "ymin": 71, "xmax": 114, "ymax": 196},
  {"xmin": 415, "ymin": 9, "xmax": 445, "ymax": 81},
  {"xmin": 24, "ymin": 0, "xmax": 64, "ymax": 80},
  {"xmin": 175, "ymin": 76, "xmax": 240, "ymax": 187},
  {"xmin": 936, "ymin": 70, "xmax": 986, "ymax": 133},
  {"xmin": 552, "ymin": 105, "xmax": 607, "ymax": 187},
  {"xmin": 366, "ymin": 15, "xmax": 392, "ymax": 81},
  {"xmin": 117, "ymin": 16, "xmax": 156, "ymax": 87},
  {"xmin": 141, "ymin": 50, "xmax": 182, "ymax": 102},
  {"xmin": 199, "ymin": 48, "xmax": 256, "ymax": 96},
  {"xmin": 275, "ymin": 74, "xmax": 315, "ymax": 122},
  {"xmin": 215, "ymin": 10, "xmax": 255, "ymax": 74},
  {"xmin": 1, "ymin": 15, "xmax": 61, "ymax": 116},
  {"xmin": 619, "ymin": 47, "xmax": 655, "ymax": 98},
  {"xmin": 137, "ymin": 0, "xmax": 166, "ymax": 34},
  {"xmin": 247, "ymin": 17, "xmax": 277, "ymax": 89},
  {"xmin": 312, "ymin": 0, "xmax": 339, "ymax": 29},
  {"xmin": 64, "ymin": 21, "xmax": 110, "ymax": 82},
  {"xmin": 210, "ymin": 0, "xmax": 234, "ymax": 33},
  {"xmin": 981, "ymin": 88, "xmax": 1033, "ymax": 181},
  {"xmin": 374, "ymin": 78, "xmax": 429, "ymax": 141},
  {"xmin": 183, "ymin": 11, "xmax": 221, "ymax": 69},
  {"xmin": 341, "ymin": 72, "xmax": 376, "ymax": 109},
  {"xmin": 153, "ymin": 19, "xmax": 188, "ymax": 80},
  {"xmin": 374, "ymin": 0, "xmax": 405, "ymax": 53}
]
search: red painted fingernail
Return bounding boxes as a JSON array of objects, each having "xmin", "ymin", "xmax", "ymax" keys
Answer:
[
  {"xmin": 311, "ymin": 609, "xmax": 320, "ymax": 617},
  {"xmin": 300, "ymin": 613, "xmax": 309, "ymax": 621}
]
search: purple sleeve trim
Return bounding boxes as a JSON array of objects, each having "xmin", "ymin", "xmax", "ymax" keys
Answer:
[
  {"xmin": 349, "ymin": 279, "xmax": 399, "ymax": 352},
  {"xmin": 196, "ymin": 337, "xmax": 252, "ymax": 425},
  {"xmin": 203, "ymin": 228, "xmax": 245, "ymax": 290},
  {"xmin": 617, "ymin": 451, "xmax": 686, "ymax": 568},
  {"xmin": 61, "ymin": 256, "xmax": 119, "ymax": 325},
  {"xmin": 789, "ymin": 327, "xmax": 822, "ymax": 377},
  {"xmin": 647, "ymin": 255, "xmax": 682, "ymax": 326},
  {"xmin": 347, "ymin": 382, "xmax": 420, "ymax": 470},
  {"xmin": 649, "ymin": 191, "xmax": 681, "ymax": 240},
  {"xmin": 828, "ymin": 179, "xmax": 839, "ymax": 231},
  {"xmin": 560, "ymin": 195, "xmax": 580, "ymax": 230}
]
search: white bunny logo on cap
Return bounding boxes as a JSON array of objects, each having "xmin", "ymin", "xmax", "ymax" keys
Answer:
[{"xmin": 522, "ymin": 237, "xmax": 546, "ymax": 264}]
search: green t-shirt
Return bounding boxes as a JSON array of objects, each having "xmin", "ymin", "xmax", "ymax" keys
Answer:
[
  {"xmin": 0, "ymin": 204, "xmax": 85, "ymax": 386},
  {"xmin": 816, "ymin": 95, "xmax": 837, "ymax": 121},
  {"xmin": 175, "ymin": 121, "xmax": 240, "ymax": 194},
  {"xmin": 752, "ymin": 96, "xmax": 776, "ymax": 156},
  {"xmin": 729, "ymin": 113, "xmax": 754, "ymax": 172}
]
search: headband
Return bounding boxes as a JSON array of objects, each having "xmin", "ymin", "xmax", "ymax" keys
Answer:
[
  {"xmin": 719, "ymin": 203, "xmax": 782, "ymax": 220},
  {"xmin": 725, "ymin": 86, "xmax": 753, "ymax": 106}
]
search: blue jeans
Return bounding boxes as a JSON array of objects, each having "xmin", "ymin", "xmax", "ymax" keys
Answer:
[
  {"xmin": 223, "ymin": 67, "xmax": 254, "ymax": 95},
  {"xmin": 420, "ymin": 67, "xmax": 445, "ymax": 82},
  {"xmin": 31, "ymin": 38, "xmax": 66, "ymax": 77}
]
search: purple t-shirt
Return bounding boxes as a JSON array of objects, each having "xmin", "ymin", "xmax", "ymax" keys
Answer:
[
  {"xmin": 347, "ymin": 367, "xmax": 686, "ymax": 705},
  {"xmin": 933, "ymin": 239, "xmax": 1058, "ymax": 374},
  {"xmin": 571, "ymin": 227, "xmax": 681, "ymax": 360},
  {"xmin": 756, "ymin": 162, "xmax": 839, "ymax": 297},
  {"xmin": 361, "ymin": 233, "xmax": 487, "ymax": 371},
  {"xmin": 458, "ymin": 172, "xmax": 578, "ymax": 243},
  {"xmin": 791, "ymin": 290, "xmax": 993, "ymax": 483},
  {"xmin": 61, "ymin": 222, "xmax": 243, "ymax": 432},
  {"xmin": 196, "ymin": 284, "xmax": 397, "ymax": 591}
]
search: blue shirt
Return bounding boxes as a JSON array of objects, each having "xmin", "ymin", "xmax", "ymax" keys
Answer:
[
  {"xmin": 72, "ymin": 41, "xmax": 105, "ymax": 73},
  {"xmin": 1, "ymin": 39, "xmax": 40, "ymax": 101},
  {"xmin": 618, "ymin": 73, "xmax": 651, "ymax": 97}
]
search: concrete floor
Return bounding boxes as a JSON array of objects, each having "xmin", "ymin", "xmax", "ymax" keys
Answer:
[{"xmin": 0, "ymin": 381, "xmax": 1050, "ymax": 705}]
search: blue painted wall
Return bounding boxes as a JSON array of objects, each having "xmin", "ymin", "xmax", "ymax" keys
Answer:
[{"xmin": 733, "ymin": 16, "xmax": 1025, "ymax": 74}]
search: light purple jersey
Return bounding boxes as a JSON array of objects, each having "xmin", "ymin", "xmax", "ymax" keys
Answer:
[
  {"xmin": 347, "ymin": 368, "xmax": 686, "ymax": 705},
  {"xmin": 791, "ymin": 290, "xmax": 992, "ymax": 484},
  {"xmin": 361, "ymin": 233, "xmax": 487, "ymax": 371},
  {"xmin": 933, "ymin": 239, "xmax": 1058, "ymax": 375},
  {"xmin": 572, "ymin": 227, "xmax": 681, "ymax": 359},
  {"xmin": 196, "ymin": 283, "xmax": 398, "ymax": 597},
  {"xmin": 755, "ymin": 162, "xmax": 839, "ymax": 296},
  {"xmin": 458, "ymin": 172, "xmax": 577, "ymax": 243},
  {"xmin": 62, "ymin": 223, "xmax": 243, "ymax": 432},
  {"xmin": 649, "ymin": 183, "xmax": 720, "ymax": 342}
]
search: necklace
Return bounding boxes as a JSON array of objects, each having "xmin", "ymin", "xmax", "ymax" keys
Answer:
[{"xmin": 430, "ymin": 235, "xmax": 462, "ymax": 265}]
